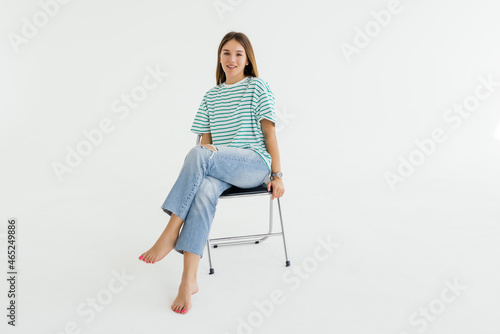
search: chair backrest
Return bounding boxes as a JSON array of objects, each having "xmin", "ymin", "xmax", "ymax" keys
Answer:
[{"xmin": 196, "ymin": 134, "xmax": 202, "ymax": 145}]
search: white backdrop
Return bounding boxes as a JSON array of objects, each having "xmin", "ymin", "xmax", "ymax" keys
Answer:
[{"xmin": 1, "ymin": 0, "xmax": 499, "ymax": 333}]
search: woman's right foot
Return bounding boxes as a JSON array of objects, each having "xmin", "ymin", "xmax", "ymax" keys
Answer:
[
  {"xmin": 138, "ymin": 234, "xmax": 177, "ymax": 264},
  {"xmin": 171, "ymin": 279, "xmax": 199, "ymax": 314}
]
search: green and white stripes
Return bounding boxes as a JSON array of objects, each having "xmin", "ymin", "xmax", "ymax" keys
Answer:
[{"xmin": 190, "ymin": 76, "xmax": 276, "ymax": 174}]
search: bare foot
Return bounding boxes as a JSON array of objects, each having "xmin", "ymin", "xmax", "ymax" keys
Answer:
[
  {"xmin": 171, "ymin": 280, "xmax": 199, "ymax": 314},
  {"xmin": 138, "ymin": 234, "xmax": 177, "ymax": 264}
]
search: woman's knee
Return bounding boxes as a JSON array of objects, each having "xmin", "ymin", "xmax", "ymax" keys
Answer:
[{"xmin": 186, "ymin": 145, "xmax": 205, "ymax": 161}]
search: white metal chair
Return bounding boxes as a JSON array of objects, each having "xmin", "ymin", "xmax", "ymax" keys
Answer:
[{"xmin": 196, "ymin": 134, "xmax": 291, "ymax": 274}]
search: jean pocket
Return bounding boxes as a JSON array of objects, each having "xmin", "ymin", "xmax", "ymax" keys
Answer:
[
  {"xmin": 200, "ymin": 144, "xmax": 218, "ymax": 159},
  {"xmin": 200, "ymin": 144, "xmax": 217, "ymax": 151}
]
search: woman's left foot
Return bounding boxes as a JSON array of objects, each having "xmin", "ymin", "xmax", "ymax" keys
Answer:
[{"xmin": 171, "ymin": 280, "xmax": 199, "ymax": 314}]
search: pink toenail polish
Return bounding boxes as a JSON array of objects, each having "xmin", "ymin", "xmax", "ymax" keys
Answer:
[
  {"xmin": 139, "ymin": 256, "xmax": 143, "ymax": 259},
  {"xmin": 182, "ymin": 309, "xmax": 186, "ymax": 313}
]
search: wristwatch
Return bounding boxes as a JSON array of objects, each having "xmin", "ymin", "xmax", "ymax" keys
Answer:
[{"xmin": 271, "ymin": 171, "xmax": 283, "ymax": 180}]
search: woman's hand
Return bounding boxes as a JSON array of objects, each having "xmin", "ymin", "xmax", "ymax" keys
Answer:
[{"xmin": 267, "ymin": 178, "xmax": 285, "ymax": 200}]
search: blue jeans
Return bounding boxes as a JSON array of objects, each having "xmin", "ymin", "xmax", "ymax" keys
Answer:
[{"xmin": 161, "ymin": 144, "xmax": 270, "ymax": 258}]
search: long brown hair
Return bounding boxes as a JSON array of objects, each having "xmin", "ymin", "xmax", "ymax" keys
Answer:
[{"xmin": 216, "ymin": 32, "xmax": 259, "ymax": 85}]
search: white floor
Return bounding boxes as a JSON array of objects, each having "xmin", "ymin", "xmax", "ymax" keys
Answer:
[{"xmin": 1, "ymin": 168, "xmax": 499, "ymax": 334}]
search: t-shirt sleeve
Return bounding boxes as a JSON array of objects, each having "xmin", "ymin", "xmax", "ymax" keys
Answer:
[
  {"xmin": 190, "ymin": 92, "xmax": 211, "ymax": 134},
  {"xmin": 254, "ymin": 81, "xmax": 276, "ymax": 126}
]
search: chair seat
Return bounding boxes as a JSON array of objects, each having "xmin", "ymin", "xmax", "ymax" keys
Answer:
[{"xmin": 220, "ymin": 183, "xmax": 270, "ymax": 197}]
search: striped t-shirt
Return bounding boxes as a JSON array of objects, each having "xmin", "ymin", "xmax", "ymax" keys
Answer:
[{"xmin": 190, "ymin": 76, "xmax": 276, "ymax": 174}]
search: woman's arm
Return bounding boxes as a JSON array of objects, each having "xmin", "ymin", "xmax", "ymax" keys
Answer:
[
  {"xmin": 261, "ymin": 119, "xmax": 284, "ymax": 199},
  {"xmin": 200, "ymin": 132, "xmax": 212, "ymax": 145}
]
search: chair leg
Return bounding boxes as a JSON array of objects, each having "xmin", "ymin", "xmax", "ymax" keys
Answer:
[
  {"xmin": 206, "ymin": 239, "xmax": 215, "ymax": 274},
  {"xmin": 277, "ymin": 198, "xmax": 291, "ymax": 267},
  {"xmin": 205, "ymin": 194, "xmax": 291, "ymax": 273},
  {"xmin": 249, "ymin": 194, "xmax": 274, "ymax": 244}
]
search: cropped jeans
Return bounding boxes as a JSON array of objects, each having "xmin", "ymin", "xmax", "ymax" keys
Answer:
[{"xmin": 160, "ymin": 144, "xmax": 270, "ymax": 258}]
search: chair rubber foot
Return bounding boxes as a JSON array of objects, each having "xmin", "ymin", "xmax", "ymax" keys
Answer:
[
  {"xmin": 255, "ymin": 241, "xmax": 259, "ymax": 244},
  {"xmin": 285, "ymin": 260, "xmax": 290, "ymax": 267},
  {"xmin": 209, "ymin": 268, "xmax": 214, "ymax": 275},
  {"xmin": 213, "ymin": 245, "xmax": 218, "ymax": 248}
]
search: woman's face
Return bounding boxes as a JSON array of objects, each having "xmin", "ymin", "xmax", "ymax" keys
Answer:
[{"xmin": 220, "ymin": 39, "xmax": 249, "ymax": 81}]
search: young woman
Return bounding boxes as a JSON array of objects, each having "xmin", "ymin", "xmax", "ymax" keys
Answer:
[{"xmin": 138, "ymin": 31, "xmax": 285, "ymax": 314}]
